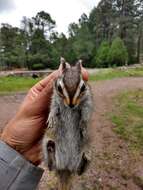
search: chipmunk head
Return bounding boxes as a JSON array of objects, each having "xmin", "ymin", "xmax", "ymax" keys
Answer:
[{"xmin": 55, "ymin": 58, "xmax": 87, "ymax": 108}]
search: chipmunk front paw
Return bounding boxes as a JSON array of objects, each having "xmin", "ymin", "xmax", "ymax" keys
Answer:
[
  {"xmin": 77, "ymin": 152, "xmax": 90, "ymax": 176},
  {"xmin": 46, "ymin": 140, "xmax": 56, "ymax": 171}
]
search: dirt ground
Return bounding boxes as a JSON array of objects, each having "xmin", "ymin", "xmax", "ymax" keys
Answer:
[{"xmin": 0, "ymin": 77, "xmax": 143, "ymax": 190}]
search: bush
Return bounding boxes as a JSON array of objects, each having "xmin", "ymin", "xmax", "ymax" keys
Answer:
[
  {"xmin": 31, "ymin": 63, "xmax": 45, "ymax": 70},
  {"xmin": 95, "ymin": 41, "xmax": 110, "ymax": 68},
  {"xmin": 27, "ymin": 53, "xmax": 50, "ymax": 70},
  {"xmin": 108, "ymin": 37, "xmax": 128, "ymax": 66}
]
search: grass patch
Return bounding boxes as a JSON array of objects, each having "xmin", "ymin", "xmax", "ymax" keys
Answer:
[
  {"xmin": 89, "ymin": 67, "xmax": 143, "ymax": 81},
  {"xmin": 110, "ymin": 89, "xmax": 143, "ymax": 152},
  {"xmin": 0, "ymin": 67, "xmax": 143, "ymax": 93},
  {"xmin": 0, "ymin": 76, "xmax": 40, "ymax": 94}
]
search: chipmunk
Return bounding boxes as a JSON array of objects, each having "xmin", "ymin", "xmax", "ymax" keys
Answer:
[{"xmin": 42, "ymin": 58, "xmax": 93, "ymax": 190}]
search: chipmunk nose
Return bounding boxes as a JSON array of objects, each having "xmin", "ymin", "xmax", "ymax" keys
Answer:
[
  {"xmin": 69, "ymin": 103, "xmax": 75, "ymax": 108},
  {"xmin": 68, "ymin": 98, "xmax": 75, "ymax": 108}
]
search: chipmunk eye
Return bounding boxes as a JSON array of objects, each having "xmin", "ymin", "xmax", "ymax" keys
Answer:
[
  {"xmin": 80, "ymin": 83, "xmax": 86, "ymax": 93},
  {"xmin": 58, "ymin": 85, "xmax": 63, "ymax": 94}
]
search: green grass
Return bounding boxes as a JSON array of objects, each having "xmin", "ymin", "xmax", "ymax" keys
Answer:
[
  {"xmin": 0, "ymin": 76, "xmax": 40, "ymax": 94},
  {"xmin": 0, "ymin": 67, "xmax": 143, "ymax": 94},
  {"xmin": 89, "ymin": 67, "xmax": 143, "ymax": 81},
  {"xmin": 111, "ymin": 90, "xmax": 143, "ymax": 152}
]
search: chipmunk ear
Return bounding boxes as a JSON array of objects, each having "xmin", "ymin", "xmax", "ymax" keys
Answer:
[
  {"xmin": 60, "ymin": 57, "xmax": 66, "ymax": 71},
  {"xmin": 76, "ymin": 59, "xmax": 82, "ymax": 72},
  {"xmin": 60, "ymin": 57, "xmax": 70, "ymax": 71}
]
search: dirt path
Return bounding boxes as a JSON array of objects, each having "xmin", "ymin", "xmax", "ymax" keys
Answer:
[
  {"xmin": 0, "ymin": 93, "xmax": 25, "ymax": 134},
  {"xmin": 0, "ymin": 77, "xmax": 143, "ymax": 190},
  {"xmin": 85, "ymin": 77, "xmax": 143, "ymax": 190}
]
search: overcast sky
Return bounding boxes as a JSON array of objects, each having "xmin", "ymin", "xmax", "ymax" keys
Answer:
[{"xmin": 0, "ymin": 0, "xmax": 99, "ymax": 33}]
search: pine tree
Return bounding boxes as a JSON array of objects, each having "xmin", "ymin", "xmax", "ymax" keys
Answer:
[
  {"xmin": 108, "ymin": 37, "xmax": 128, "ymax": 66},
  {"xmin": 95, "ymin": 41, "xmax": 110, "ymax": 67}
]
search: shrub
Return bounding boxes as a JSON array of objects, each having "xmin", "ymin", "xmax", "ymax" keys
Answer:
[
  {"xmin": 31, "ymin": 63, "xmax": 45, "ymax": 70},
  {"xmin": 108, "ymin": 37, "xmax": 128, "ymax": 66},
  {"xmin": 27, "ymin": 53, "xmax": 49, "ymax": 70},
  {"xmin": 95, "ymin": 41, "xmax": 110, "ymax": 68}
]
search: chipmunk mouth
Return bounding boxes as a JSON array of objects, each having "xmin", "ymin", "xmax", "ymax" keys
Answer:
[
  {"xmin": 64, "ymin": 97, "xmax": 80, "ymax": 108},
  {"xmin": 69, "ymin": 103, "xmax": 75, "ymax": 108},
  {"xmin": 64, "ymin": 98, "xmax": 75, "ymax": 108}
]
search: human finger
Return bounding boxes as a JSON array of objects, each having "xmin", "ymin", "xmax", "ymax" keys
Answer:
[{"xmin": 32, "ymin": 70, "xmax": 59, "ymax": 93}]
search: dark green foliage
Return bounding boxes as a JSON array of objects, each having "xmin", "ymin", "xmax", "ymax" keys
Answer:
[
  {"xmin": 67, "ymin": 14, "xmax": 95, "ymax": 67},
  {"xmin": 0, "ymin": 0, "xmax": 143, "ymax": 70},
  {"xmin": 95, "ymin": 41, "xmax": 110, "ymax": 68},
  {"xmin": 27, "ymin": 53, "xmax": 50, "ymax": 70},
  {"xmin": 95, "ymin": 0, "xmax": 115, "ymax": 45},
  {"xmin": 31, "ymin": 63, "xmax": 45, "ymax": 70},
  {"xmin": 108, "ymin": 37, "xmax": 128, "ymax": 66},
  {"xmin": 0, "ymin": 24, "xmax": 26, "ymax": 69}
]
